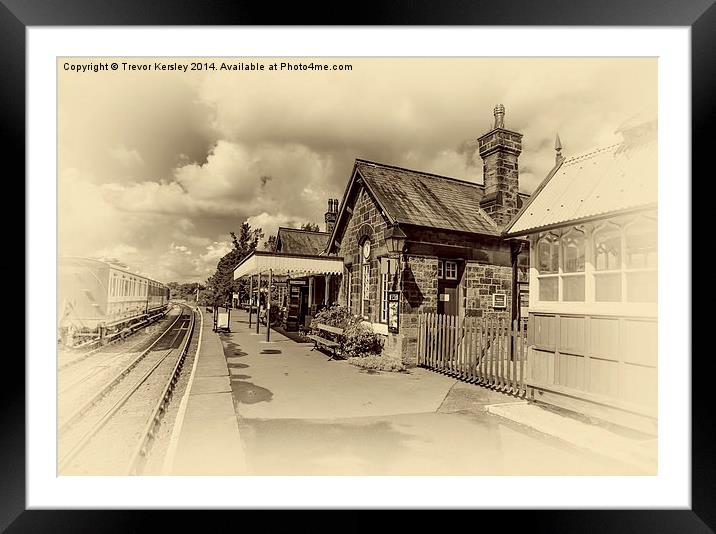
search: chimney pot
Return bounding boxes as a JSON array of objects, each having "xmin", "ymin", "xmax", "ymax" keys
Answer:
[{"xmin": 494, "ymin": 104, "xmax": 506, "ymax": 129}]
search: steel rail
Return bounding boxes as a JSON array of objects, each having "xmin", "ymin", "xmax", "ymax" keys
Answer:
[
  {"xmin": 58, "ymin": 308, "xmax": 178, "ymax": 396},
  {"xmin": 58, "ymin": 308, "xmax": 191, "ymax": 472},
  {"xmin": 58, "ymin": 310, "xmax": 184, "ymax": 434},
  {"xmin": 127, "ymin": 307, "xmax": 196, "ymax": 475},
  {"xmin": 58, "ymin": 306, "xmax": 172, "ymax": 371}
]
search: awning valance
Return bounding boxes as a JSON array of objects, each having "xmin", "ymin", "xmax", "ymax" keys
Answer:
[{"xmin": 233, "ymin": 251, "xmax": 345, "ymax": 279}]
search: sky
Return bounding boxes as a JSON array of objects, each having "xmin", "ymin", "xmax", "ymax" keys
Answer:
[{"xmin": 58, "ymin": 57, "xmax": 657, "ymax": 283}]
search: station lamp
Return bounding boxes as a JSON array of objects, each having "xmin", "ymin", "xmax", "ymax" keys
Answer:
[{"xmin": 384, "ymin": 222, "xmax": 407, "ymax": 257}]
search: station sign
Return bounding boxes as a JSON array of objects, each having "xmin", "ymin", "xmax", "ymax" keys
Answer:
[{"xmin": 387, "ymin": 291, "xmax": 400, "ymax": 333}]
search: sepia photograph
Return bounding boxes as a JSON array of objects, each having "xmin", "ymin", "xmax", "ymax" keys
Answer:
[{"xmin": 56, "ymin": 56, "xmax": 659, "ymax": 478}]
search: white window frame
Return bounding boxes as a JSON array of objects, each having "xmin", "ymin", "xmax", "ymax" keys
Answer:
[
  {"xmin": 623, "ymin": 215, "xmax": 658, "ymax": 303},
  {"xmin": 529, "ymin": 212, "xmax": 657, "ymax": 317},
  {"xmin": 360, "ymin": 240, "xmax": 371, "ymax": 318},
  {"xmin": 380, "ymin": 270, "xmax": 390, "ymax": 323},
  {"xmin": 346, "ymin": 267, "xmax": 353, "ymax": 313},
  {"xmin": 561, "ymin": 226, "xmax": 586, "ymax": 302},
  {"xmin": 444, "ymin": 260, "xmax": 458, "ymax": 280},
  {"xmin": 361, "ymin": 263, "xmax": 370, "ymax": 317},
  {"xmin": 593, "ymin": 221, "xmax": 623, "ymax": 303},
  {"xmin": 536, "ymin": 232, "xmax": 560, "ymax": 302}
]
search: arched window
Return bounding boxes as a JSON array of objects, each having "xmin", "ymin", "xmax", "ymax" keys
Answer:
[
  {"xmin": 594, "ymin": 223, "xmax": 622, "ymax": 302},
  {"xmin": 360, "ymin": 238, "xmax": 371, "ymax": 318},
  {"xmin": 561, "ymin": 228, "xmax": 585, "ymax": 301},
  {"xmin": 536, "ymin": 233, "xmax": 559, "ymax": 301}
]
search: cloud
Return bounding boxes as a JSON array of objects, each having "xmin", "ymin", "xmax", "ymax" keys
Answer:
[
  {"xmin": 109, "ymin": 145, "xmax": 144, "ymax": 168},
  {"xmin": 59, "ymin": 57, "xmax": 656, "ymax": 283}
]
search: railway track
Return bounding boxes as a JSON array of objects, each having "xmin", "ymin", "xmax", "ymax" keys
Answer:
[
  {"xmin": 58, "ymin": 305, "xmax": 196, "ymax": 475},
  {"xmin": 58, "ymin": 308, "xmax": 183, "ymax": 415},
  {"xmin": 58, "ymin": 306, "xmax": 174, "ymax": 371}
]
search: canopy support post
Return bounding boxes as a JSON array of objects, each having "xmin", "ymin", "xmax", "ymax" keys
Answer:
[
  {"xmin": 256, "ymin": 271, "xmax": 261, "ymax": 335},
  {"xmin": 266, "ymin": 269, "xmax": 272, "ymax": 342},
  {"xmin": 248, "ymin": 275, "xmax": 253, "ymax": 328}
]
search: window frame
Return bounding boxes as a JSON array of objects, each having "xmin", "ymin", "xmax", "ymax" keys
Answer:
[
  {"xmin": 444, "ymin": 260, "xmax": 458, "ymax": 280},
  {"xmin": 560, "ymin": 227, "xmax": 586, "ymax": 302},
  {"xmin": 360, "ymin": 239, "xmax": 371, "ymax": 318},
  {"xmin": 530, "ymin": 213, "xmax": 657, "ymax": 313},
  {"xmin": 536, "ymin": 232, "xmax": 560, "ymax": 301}
]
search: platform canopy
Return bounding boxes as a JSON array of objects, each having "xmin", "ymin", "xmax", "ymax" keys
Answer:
[{"xmin": 233, "ymin": 250, "xmax": 345, "ymax": 279}]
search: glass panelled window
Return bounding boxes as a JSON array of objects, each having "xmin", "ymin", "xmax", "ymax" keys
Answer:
[
  {"xmin": 561, "ymin": 229, "xmax": 585, "ymax": 301},
  {"xmin": 625, "ymin": 219, "xmax": 657, "ymax": 302},
  {"xmin": 346, "ymin": 268, "xmax": 353, "ymax": 312},
  {"xmin": 444, "ymin": 261, "xmax": 458, "ymax": 280},
  {"xmin": 380, "ymin": 271, "xmax": 390, "ymax": 323},
  {"xmin": 361, "ymin": 264, "xmax": 370, "ymax": 315},
  {"xmin": 537, "ymin": 234, "xmax": 559, "ymax": 301},
  {"xmin": 437, "ymin": 260, "xmax": 444, "ymax": 279},
  {"xmin": 594, "ymin": 224, "xmax": 622, "ymax": 302}
]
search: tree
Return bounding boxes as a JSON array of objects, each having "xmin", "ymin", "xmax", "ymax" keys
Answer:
[
  {"xmin": 205, "ymin": 222, "xmax": 263, "ymax": 307},
  {"xmin": 264, "ymin": 234, "xmax": 277, "ymax": 252},
  {"xmin": 166, "ymin": 282, "xmax": 204, "ymax": 301},
  {"xmin": 301, "ymin": 222, "xmax": 320, "ymax": 232}
]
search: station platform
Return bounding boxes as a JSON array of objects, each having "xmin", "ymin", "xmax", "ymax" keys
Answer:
[{"xmin": 163, "ymin": 308, "xmax": 246, "ymax": 475}]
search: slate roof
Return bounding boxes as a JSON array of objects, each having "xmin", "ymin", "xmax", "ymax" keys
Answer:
[
  {"xmin": 276, "ymin": 227, "xmax": 330, "ymax": 255},
  {"xmin": 505, "ymin": 126, "xmax": 657, "ymax": 237},
  {"xmin": 355, "ymin": 160, "xmax": 500, "ymax": 236}
]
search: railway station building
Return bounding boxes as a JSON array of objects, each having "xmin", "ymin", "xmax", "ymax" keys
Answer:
[
  {"xmin": 503, "ymin": 115, "xmax": 658, "ymax": 432},
  {"xmin": 324, "ymin": 105, "xmax": 530, "ymax": 365}
]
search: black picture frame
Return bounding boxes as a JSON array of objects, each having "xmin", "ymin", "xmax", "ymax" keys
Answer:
[{"xmin": 6, "ymin": 0, "xmax": 707, "ymax": 530}]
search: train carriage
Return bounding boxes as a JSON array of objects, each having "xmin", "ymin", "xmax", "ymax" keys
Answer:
[{"xmin": 58, "ymin": 257, "xmax": 169, "ymax": 346}]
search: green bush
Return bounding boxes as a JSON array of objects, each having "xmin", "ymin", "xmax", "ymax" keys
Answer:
[{"xmin": 348, "ymin": 354, "xmax": 406, "ymax": 372}]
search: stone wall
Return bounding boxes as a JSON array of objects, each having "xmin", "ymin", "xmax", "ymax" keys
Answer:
[{"xmin": 338, "ymin": 187, "xmax": 389, "ymax": 323}]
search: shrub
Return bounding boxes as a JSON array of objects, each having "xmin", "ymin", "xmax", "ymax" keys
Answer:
[
  {"xmin": 341, "ymin": 320, "xmax": 384, "ymax": 358},
  {"xmin": 348, "ymin": 354, "xmax": 406, "ymax": 372},
  {"xmin": 309, "ymin": 304, "xmax": 384, "ymax": 359},
  {"xmin": 310, "ymin": 303, "xmax": 357, "ymax": 330}
]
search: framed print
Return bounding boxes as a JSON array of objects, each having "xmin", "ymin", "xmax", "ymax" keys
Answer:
[{"xmin": 7, "ymin": 0, "xmax": 710, "ymax": 530}]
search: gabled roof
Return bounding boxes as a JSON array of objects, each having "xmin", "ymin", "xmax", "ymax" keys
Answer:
[
  {"xmin": 356, "ymin": 160, "xmax": 499, "ymax": 235},
  {"xmin": 276, "ymin": 227, "xmax": 330, "ymax": 255},
  {"xmin": 504, "ymin": 126, "xmax": 657, "ymax": 237}
]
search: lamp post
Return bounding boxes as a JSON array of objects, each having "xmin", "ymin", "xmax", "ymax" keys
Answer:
[{"xmin": 384, "ymin": 222, "xmax": 407, "ymax": 290}]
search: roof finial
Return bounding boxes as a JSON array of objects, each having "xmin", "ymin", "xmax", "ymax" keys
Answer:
[
  {"xmin": 555, "ymin": 133, "xmax": 563, "ymax": 163},
  {"xmin": 493, "ymin": 104, "xmax": 505, "ymax": 129}
]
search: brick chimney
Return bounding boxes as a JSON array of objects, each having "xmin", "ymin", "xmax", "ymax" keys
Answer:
[
  {"xmin": 324, "ymin": 198, "xmax": 338, "ymax": 234},
  {"xmin": 478, "ymin": 104, "xmax": 523, "ymax": 227}
]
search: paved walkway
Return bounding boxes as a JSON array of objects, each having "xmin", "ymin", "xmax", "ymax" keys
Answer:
[
  {"xmin": 165, "ymin": 308, "xmax": 246, "ymax": 475},
  {"xmin": 220, "ymin": 313, "xmax": 457, "ymax": 420},
  {"xmin": 212, "ymin": 311, "xmax": 648, "ymax": 476}
]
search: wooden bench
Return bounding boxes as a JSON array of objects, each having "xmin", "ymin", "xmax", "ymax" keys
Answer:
[{"xmin": 306, "ymin": 323, "xmax": 344, "ymax": 360}]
